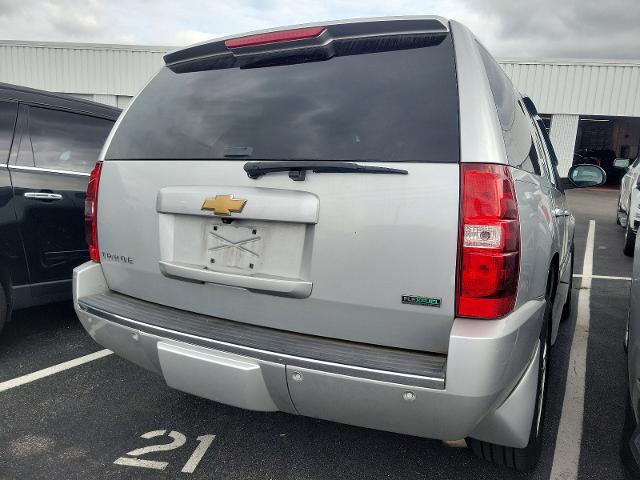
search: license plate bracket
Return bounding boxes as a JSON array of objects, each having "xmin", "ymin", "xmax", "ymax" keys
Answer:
[{"xmin": 206, "ymin": 224, "xmax": 263, "ymax": 271}]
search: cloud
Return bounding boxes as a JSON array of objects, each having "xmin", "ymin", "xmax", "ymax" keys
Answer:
[
  {"xmin": 48, "ymin": 5, "xmax": 102, "ymax": 37},
  {"xmin": 456, "ymin": 0, "xmax": 640, "ymax": 59},
  {"xmin": 171, "ymin": 29, "xmax": 221, "ymax": 46},
  {"xmin": 0, "ymin": 0, "xmax": 637, "ymax": 59}
]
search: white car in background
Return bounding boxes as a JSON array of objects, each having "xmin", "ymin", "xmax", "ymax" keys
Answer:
[{"xmin": 616, "ymin": 156, "xmax": 640, "ymax": 255}]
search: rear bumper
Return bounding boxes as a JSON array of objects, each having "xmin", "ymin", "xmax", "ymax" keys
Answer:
[{"xmin": 74, "ymin": 261, "xmax": 545, "ymax": 446}]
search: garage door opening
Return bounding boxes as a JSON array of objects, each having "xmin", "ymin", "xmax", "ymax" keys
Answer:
[{"xmin": 573, "ymin": 116, "xmax": 640, "ymax": 185}]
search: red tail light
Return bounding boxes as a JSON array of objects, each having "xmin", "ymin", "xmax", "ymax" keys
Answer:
[
  {"xmin": 85, "ymin": 161, "xmax": 102, "ymax": 262},
  {"xmin": 224, "ymin": 27, "xmax": 326, "ymax": 49},
  {"xmin": 456, "ymin": 164, "xmax": 520, "ymax": 319}
]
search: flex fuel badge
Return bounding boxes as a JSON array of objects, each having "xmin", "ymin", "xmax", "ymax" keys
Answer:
[{"xmin": 402, "ymin": 295, "xmax": 441, "ymax": 308}]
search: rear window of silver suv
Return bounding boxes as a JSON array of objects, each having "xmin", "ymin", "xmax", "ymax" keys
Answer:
[{"xmin": 105, "ymin": 34, "xmax": 460, "ymax": 163}]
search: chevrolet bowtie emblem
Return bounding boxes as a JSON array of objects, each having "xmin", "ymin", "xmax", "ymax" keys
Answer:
[{"xmin": 201, "ymin": 195, "xmax": 247, "ymax": 216}]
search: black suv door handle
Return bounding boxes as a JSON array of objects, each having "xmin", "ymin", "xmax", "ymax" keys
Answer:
[{"xmin": 23, "ymin": 192, "xmax": 63, "ymax": 201}]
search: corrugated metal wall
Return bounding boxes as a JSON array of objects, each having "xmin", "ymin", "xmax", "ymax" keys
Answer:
[
  {"xmin": 0, "ymin": 41, "xmax": 169, "ymax": 106},
  {"xmin": 549, "ymin": 114, "xmax": 580, "ymax": 175},
  {"xmin": 1, "ymin": 40, "xmax": 640, "ymax": 119},
  {"xmin": 501, "ymin": 60, "xmax": 640, "ymax": 117}
]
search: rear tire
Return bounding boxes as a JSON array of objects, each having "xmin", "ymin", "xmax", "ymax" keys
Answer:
[
  {"xmin": 624, "ymin": 222, "xmax": 636, "ymax": 257},
  {"xmin": 467, "ymin": 273, "xmax": 552, "ymax": 471},
  {"xmin": 562, "ymin": 247, "xmax": 574, "ymax": 321}
]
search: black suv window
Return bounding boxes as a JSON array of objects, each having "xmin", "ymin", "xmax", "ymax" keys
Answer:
[
  {"xmin": 106, "ymin": 34, "xmax": 460, "ymax": 163},
  {"xmin": 28, "ymin": 107, "xmax": 113, "ymax": 173},
  {"xmin": 0, "ymin": 101, "xmax": 17, "ymax": 163}
]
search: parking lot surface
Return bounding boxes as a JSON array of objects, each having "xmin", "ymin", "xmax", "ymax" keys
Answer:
[{"xmin": 0, "ymin": 188, "xmax": 634, "ymax": 479}]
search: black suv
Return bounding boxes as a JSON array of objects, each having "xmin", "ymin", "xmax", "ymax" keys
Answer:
[{"xmin": 0, "ymin": 83, "xmax": 120, "ymax": 333}]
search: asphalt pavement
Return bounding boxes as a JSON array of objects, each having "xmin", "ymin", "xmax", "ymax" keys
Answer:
[{"xmin": 0, "ymin": 188, "xmax": 634, "ymax": 480}]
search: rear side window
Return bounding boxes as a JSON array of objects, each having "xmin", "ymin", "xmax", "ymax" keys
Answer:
[
  {"xmin": 106, "ymin": 34, "xmax": 460, "ymax": 163},
  {"xmin": 477, "ymin": 43, "xmax": 532, "ymax": 170},
  {"xmin": 515, "ymin": 140, "xmax": 542, "ymax": 176},
  {"xmin": 477, "ymin": 43, "xmax": 514, "ymax": 131},
  {"xmin": 536, "ymin": 118, "xmax": 559, "ymax": 166},
  {"xmin": 531, "ymin": 118, "xmax": 562, "ymax": 188},
  {"xmin": 0, "ymin": 101, "xmax": 17, "ymax": 163},
  {"xmin": 28, "ymin": 107, "xmax": 113, "ymax": 173}
]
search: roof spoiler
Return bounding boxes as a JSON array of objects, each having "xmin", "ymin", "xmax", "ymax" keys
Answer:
[{"xmin": 164, "ymin": 16, "xmax": 449, "ymax": 67}]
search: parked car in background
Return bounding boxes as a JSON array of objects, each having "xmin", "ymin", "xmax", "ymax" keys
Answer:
[
  {"xmin": 73, "ymin": 17, "xmax": 605, "ymax": 471},
  {"xmin": 574, "ymin": 148, "xmax": 620, "ymax": 184},
  {"xmin": 622, "ymin": 235, "xmax": 640, "ymax": 478},
  {"xmin": 615, "ymin": 156, "xmax": 640, "ymax": 255},
  {"xmin": 0, "ymin": 83, "xmax": 120, "ymax": 334},
  {"xmin": 573, "ymin": 151, "xmax": 601, "ymax": 167}
]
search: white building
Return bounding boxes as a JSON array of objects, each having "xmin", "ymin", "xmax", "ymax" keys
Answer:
[
  {"xmin": 2, "ymin": 40, "xmax": 639, "ymax": 176},
  {"xmin": 501, "ymin": 58, "xmax": 640, "ymax": 175}
]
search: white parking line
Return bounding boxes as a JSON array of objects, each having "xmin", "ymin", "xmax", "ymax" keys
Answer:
[
  {"xmin": 113, "ymin": 457, "xmax": 168, "ymax": 470},
  {"xmin": 0, "ymin": 349, "xmax": 113, "ymax": 393},
  {"xmin": 573, "ymin": 273, "xmax": 631, "ymax": 281},
  {"xmin": 550, "ymin": 219, "xmax": 595, "ymax": 479}
]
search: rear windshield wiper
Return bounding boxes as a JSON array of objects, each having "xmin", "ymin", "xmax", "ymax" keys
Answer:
[{"xmin": 244, "ymin": 161, "xmax": 408, "ymax": 181}]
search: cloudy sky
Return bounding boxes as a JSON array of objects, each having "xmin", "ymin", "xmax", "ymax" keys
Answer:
[{"xmin": 0, "ymin": 0, "xmax": 638, "ymax": 59}]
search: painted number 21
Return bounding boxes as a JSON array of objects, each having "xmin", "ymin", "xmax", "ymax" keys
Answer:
[{"xmin": 114, "ymin": 430, "xmax": 215, "ymax": 473}]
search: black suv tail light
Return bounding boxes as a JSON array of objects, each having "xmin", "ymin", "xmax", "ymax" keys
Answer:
[{"xmin": 85, "ymin": 161, "xmax": 102, "ymax": 262}]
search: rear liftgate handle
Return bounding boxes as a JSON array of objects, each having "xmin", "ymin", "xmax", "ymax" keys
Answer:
[{"xmin": 158, "ymin": 261, "xmax": 312, "ymax": 299}]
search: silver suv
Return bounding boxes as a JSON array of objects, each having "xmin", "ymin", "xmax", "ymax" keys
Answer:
[{"xmin": 74, "ymin": 17, "xmax": 604, "ymax": 470}]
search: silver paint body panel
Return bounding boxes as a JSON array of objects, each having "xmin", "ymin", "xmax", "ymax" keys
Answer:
[
  {"xmin": 96, "ymin": 160, "xmax": 461, "ymax": 353},
  {"xmin": 157, "ymin": 341, "xmax": 281, "ymax": 412},
  {"xmin": 73, "ymin": 17, "xmax": 575, "ymax": 448},
  {"xmin": 74, "ymin": 261, "xmax": 544, "ymax": 444},
  {"xmin": 452, "ymin": 19, "xmax": 571, "ymax": 341}
]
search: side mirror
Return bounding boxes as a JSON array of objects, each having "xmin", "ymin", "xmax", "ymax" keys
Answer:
[
  {"xmin": 613, "ymin": 158, "xmax": 631, "ymax": 170},
  {"xmin": 562, "ymin": 164, "xmax": 607, "ymax": 189}
]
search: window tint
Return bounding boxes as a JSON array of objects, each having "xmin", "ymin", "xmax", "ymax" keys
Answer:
[
  {"xmin": 106, "ymin": 34, "xmax": 460, "ymax": 163},
  {"xmin": 515, "ymin": 140, "xmax": 542, "ymax": 176},
  {"xmin": 533, "ymin": 135, "xmax": 551, "ymax": 178},
  {"xmin": 28, "ymin": 107, "xmax": 113, "ymax": 173},
  {"xmin": 477, "ymin": 43, "xmax": 533, "ymax": 172},
  {"xmin": 536, "ymin": 119, "xmax": 559, "ymax": 166},
  {"xmin": 477, "ymin": 43, "xmax": 515, "ymax": 132},
  {"xmin": 0, "ymin": 101, "xmax": 17, "ymax": 163},
  {"xmin": 532, "ymin": 119, "xmax": 562, "ymax": 188}
]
